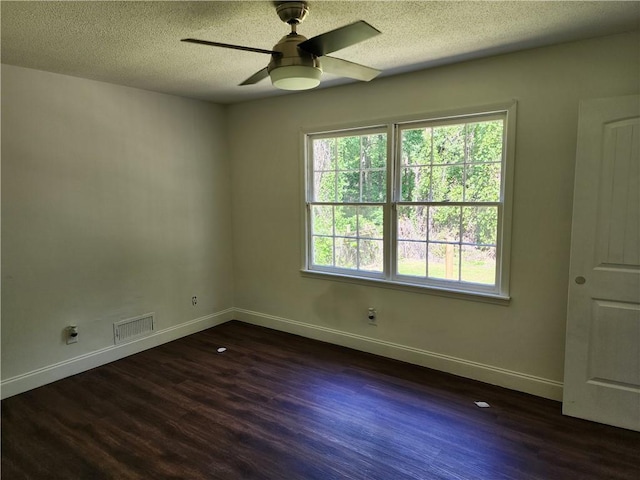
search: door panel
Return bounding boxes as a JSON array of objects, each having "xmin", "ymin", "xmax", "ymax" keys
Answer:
[
  {"xmin": 563, "ymin": 95, "xmax": 640, "ymax": 431},
  {"xmin": 596, "ymin": 119, "xmax": 639, "ymax": 268},
  {"xmin": 589, "ymin": 300, "xmax": 639, "ymax": 388}
]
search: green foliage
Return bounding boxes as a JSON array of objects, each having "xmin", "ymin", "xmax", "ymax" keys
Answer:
[
  {"xmin": 311, "ymin": 204, "xmax": 384, "ymax": 272},
  {"xmin": 312, "ymin": 205, "xmax": 333, "ymax": 236},
  {"xmin": 313, "ymin": 138, "xmax": 336, "ymax": 170},
  {"xmin": 467, "ymin": 121, "xmax": 503, "ymax": 162},
  {"xmin": 433, "ymin": 125, "xmax": 465, "ymax": 164},
  {"xmin": 314, "ymin": 133, "xmax": 387, "ymax": 204},
  {"xmin": 462, "ymin": 206, "xmax": 498, "ymax": 246},
  {"xmin": 312, "ymin": 236, "xmax": 333, "ymax": 266},
  {"xmin": 401, "ymin": 128, "xmax": 431, "ymax": 165}
]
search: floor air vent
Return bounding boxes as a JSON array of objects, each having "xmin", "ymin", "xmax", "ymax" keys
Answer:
[{"xmin": 114, "ymin": 313, "xmax": 154, "ymax": 345}]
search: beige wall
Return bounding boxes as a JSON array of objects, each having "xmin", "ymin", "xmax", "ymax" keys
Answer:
[
  {"xmin": 1, "ymin": 65, "xmax": 234, "ymax": 380},
  {"xmin": 227, "ymin": 32, "xmax": 639, "ymax": 395}
]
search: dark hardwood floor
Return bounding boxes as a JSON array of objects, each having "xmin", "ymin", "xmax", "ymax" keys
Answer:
[{"xmin": 2, "ymin": 320, "xmax": 639, "ymax": 479}]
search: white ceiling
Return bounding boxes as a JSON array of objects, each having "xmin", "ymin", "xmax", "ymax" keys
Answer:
[{"xmin": 2, "ymin": 1, "xmax": 639, "ymax": 104}]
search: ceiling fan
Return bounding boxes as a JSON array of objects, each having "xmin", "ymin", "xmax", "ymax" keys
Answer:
[{"xmin": 181, "ymin": 1, "xmax": 382, "ymax": 91}]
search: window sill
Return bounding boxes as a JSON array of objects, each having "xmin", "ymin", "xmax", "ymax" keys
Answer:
[{"xmin": 300, "ymin": 269, "xmax": 511, "ymax": 305}]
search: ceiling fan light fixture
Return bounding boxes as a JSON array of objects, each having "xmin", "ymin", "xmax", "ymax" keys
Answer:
[{"xmin": 270, "ymin": 65, "xmax": 321, "ymax": 90}]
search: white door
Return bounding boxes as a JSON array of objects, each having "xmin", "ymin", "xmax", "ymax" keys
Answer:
[{"xmin": 563, "ymin": 95, "xmax": 640, "ymax": 431}]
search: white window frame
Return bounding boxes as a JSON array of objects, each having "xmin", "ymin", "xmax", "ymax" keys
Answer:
[{"xmin": 301, "ymin": 102, "xmax": 516, "ymax": 303}]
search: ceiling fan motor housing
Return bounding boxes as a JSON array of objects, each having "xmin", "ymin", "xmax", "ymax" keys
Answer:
[{"xmin": 268, "ymin": 34, "xmax": 322, "ymax": 73}]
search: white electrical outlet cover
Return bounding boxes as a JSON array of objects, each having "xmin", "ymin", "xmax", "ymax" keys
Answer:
[
  {"xmin": 474, "ymin": 401, "xmax": 491, "ymax": 408},
  {"xmin": 217, "ymin": 347, "xmax": 227, "ymax": 353}
]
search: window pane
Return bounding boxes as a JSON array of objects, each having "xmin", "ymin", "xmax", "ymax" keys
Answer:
[
  {"xmin": 335, "ymin": 237, "xmax": 358, "ymax": 269},
  {"xmin": 397, "ymin": 241, "xmax": 426, "ymax": 277},
  {"xmin": 335, "ymin": 206, "xmax": 357, "ymax": 237},
  {"xmin": 433, "ymin": 124, "xmax": 465, "ymax": 164},
  {"xmin": 311, "ymin": 206, "xmax": 333, "ymax": 236},
  {"xmin": 313, "ymin": 236, "xmax": 333, "ymax": 266},
  {"xmin": 461, "ymin": 246, "xmax": 496, "ymax": 285},
  {"xmin": 362, "ymin": 169, "xmax": 386, "ymax": 202},
  {"xmin": 337, "ymin": 136, "xmax": 361, "ymax": 170},
  {"xmin": 313, "ymin": 132, "xmax": 387, "ymax": 204},
  {"xmin": 359, "ymin": 239, "xmax": 383, "ymax": 272},
  {"xmin": 401, "ymin": 128, "xmax": 432, "ymax": 165},
  {"xmin": 429, "ymin": 206, "xmax": 461, "ymax": 242},
  {"xmin": 467, "ymin": 120, "xmax": 503, "ymax": 163},
  {"xmin": 314, "ymin": 171, "xmax": 335, "ymax": 202},
  {"xmin": 336, "ymin": 171, "xmax": 360, "ymax": 202},
  {"xmin": 462, "ymin": 206, "xmax": 498, "ymax": 245},
  {"xmin": 430, "ymin": 165, "xmax": 464, "ymax": 202},
  {"xmin": 397, "ymin": 206, "xmax": 427, "ymax": 241},
  {"xmin": 313, "ymin": 138, "xmax": 336, "ymax": 170},
  {"xmin": 465, "ymin": 163, "xmax": 501, "ymax": 202},
  {"xmin": 358, "ymin": 206, "xmax": 384, "ymax": 239},
  {"xmin": 401, "ymin": 166, "xmax": 432, "ymax": 202},
  {"xmin": 362, "ymin": 133, "xmax": 387, "ymax": 168},
  {"xmin": 428, "ymin": 243, "xmax": 460, "ymax": 281}
]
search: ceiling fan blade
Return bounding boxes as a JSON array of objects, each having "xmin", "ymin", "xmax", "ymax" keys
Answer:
[
  {"xmin": 298, "ymin": 20, "xmax": 380, "ymax": 57},
  {"xmin": 320, "ymin": 56, "xmax": 380, "ymax": 82},
  {"xmin": 240, "ymin": 67, "xmax": 270, "ymax": 86},
  {"xmin": 181, "ymin": 38, "xmax": 280, "ymax": 56}
]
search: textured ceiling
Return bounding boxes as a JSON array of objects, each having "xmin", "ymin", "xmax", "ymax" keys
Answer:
[{"xmin": 2, "ymin": 1, "xmax": 639, "ymax": 104}]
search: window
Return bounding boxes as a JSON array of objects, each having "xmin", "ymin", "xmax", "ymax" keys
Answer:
[{"xmin": 304, "ymin": 104, "xmax": 515, "ymax": 300}]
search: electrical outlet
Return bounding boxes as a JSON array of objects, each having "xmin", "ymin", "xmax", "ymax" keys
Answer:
[
  {"xmin": 367, "ymin": 307, "xmax": 377, "ymax": 325},
  {"xmin": 192, "ymin": 296, "xmax": 197, "ymax": 306},
  {"xmin": 66, "ymin": 325, "xmax": 78, "ymax": 344}
]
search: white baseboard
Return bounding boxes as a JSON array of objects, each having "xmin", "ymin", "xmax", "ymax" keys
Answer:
[
  {"xmin": 2, "ymin": 308, "xmax": 564, "ymax": 402},
  {"xmin": 234, "ymin": 308, "xmax": 564, "ymax": 401},
  {"xmin": 0, "ymin": 309, "xmax": 235, "ymax": 399}
]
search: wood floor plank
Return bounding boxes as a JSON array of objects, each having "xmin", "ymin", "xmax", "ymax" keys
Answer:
[{"xmin": 2, "ymin": 320, "xmax": 639, "ymax": 479}]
